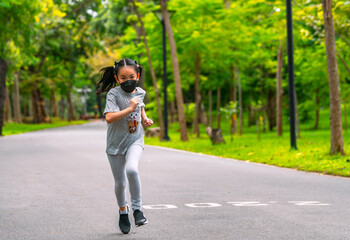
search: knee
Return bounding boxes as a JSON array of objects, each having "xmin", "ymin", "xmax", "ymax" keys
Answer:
[
  {"xmin": 126, "ymin": 167, "xmax": 139, "ymax": 179},
  {"xmin": 115, "ymin": 180, "xmax": 126, "ymax": 190}
]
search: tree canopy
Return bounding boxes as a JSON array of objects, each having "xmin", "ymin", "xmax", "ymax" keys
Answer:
[{"xmin": 1, "ymin": 0, "xmax": 349, "ymax": 153}]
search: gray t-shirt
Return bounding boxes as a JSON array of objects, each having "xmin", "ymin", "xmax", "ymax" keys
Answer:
[{"xmin": 103, "ymin": 86, "xmax": 146, "ymax": 155}]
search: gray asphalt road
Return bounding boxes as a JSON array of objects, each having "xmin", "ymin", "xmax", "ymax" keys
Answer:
[{"xmin": 0, "ymin": 121, "xmax": 349, "ymax": 240}]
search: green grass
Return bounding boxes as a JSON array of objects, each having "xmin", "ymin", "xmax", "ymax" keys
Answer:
[
  {"xmin": 2, "ymin": 118, "xmax": 89, "ymax": 136},
  {"xmin": 145, "ymin": 110, "xmax": 350, "ymax": 177}
]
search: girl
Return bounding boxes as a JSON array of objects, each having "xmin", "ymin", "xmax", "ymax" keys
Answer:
[{"xmin": 96, "ymin": 58, "xmax": 153, "ymax": 234}]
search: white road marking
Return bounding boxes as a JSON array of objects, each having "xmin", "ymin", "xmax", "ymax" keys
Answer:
[
  {"xmin": 143, "ymin": 204, "xmax": 178, "ymax": 209},
  {"xmin": 142, "ymin": 201, "xmax": 331, "ymax": 209},
  {"xmin": 185, "ymin": 203, "xmax": 222, "ymax": 208},
  {"xmin": 288, "ymin": 201, "xmax": 331, "ymax": 206},
  {"xmin": 227, "ymin": 201, "xmax": 269, "ymax": 207}
]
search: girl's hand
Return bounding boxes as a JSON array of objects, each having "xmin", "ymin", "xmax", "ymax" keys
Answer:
[
  {"xmin": 143, "ymin": 118, "xmax": 154, "ymax": 127},
  {"xmin": 129, "ymin": 97, "xmax": 139, "ymax": 111}
]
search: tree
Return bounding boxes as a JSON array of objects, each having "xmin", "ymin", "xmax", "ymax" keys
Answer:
[
  {"xmin": 168, "ymin": 0, "xmax": 221, "ymax": 136},
  {"xmin": 4, "ymin": 85, "xmax": 12, "ymax": 123},
  {"xmin": 26, "ymin": 0, "xmax": 68, "ymax": 123},
  {"xmin": 322, "ymin": 0, "xmax": 344, "ymax": 155},
  {"xmin": 0, "ymin": 59, "xmax": 8, "ymax": 133},
  {"xmin": 236, "ymin": 66, "xmax": 243, "ymax": 135},
  {"xmin": 216, "ymin": 87, "xmax": 221, "ymax": 128},
  {"xmin": 13, "ymin": 72, "xmax": 22, "ymax": 123},
  {"xmin": 0, "ymin": 0, "xmax": 39, "ymax": 135},
  {"xmin": 276, "ymin": 39, "xmax": 283, "ymax": 136},
  {"xmin": 130, "ymin": 0, "xmax": 164, "ymax": 139},
  {"xmin": 194, "ymin": 53, "xmax": 201, "ymax": 136},
  {"xmin": 158, "ymin": 0, "xmax": 188, "ymax": 141}
]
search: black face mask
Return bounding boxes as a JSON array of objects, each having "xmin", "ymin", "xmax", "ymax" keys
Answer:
[{"xmin": 120, "ymin": 80, "xmax": 137, "ymax": 93}]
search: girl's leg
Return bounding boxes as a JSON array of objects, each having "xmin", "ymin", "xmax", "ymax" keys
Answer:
[
  {"xmin": 107, "ymin": 154, "xmax": 128, "ymax": 210},
  {"xmin": 125, "ymin": 144, "xmax": 143, "ymax": 211}
]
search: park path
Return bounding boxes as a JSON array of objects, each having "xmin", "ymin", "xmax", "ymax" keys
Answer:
[{"xmin": 0, "ymin": 120, "xmax": 349, "ymax": 240}]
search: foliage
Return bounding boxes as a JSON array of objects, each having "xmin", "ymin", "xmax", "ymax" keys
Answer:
[
  {"xmin": 184, "ymin": 103, "xmax": 195, "ymax": 123},
  {"xmin": 2, "ymin": 0, "xmax": 349, "ymax": 156},
  {"xmin": 220, "ymin": 101, "xmax": 238, "ymax": 121},
  {"xmin": 0, "ymin": 0, "xmax": 40, "ymax": 58}
]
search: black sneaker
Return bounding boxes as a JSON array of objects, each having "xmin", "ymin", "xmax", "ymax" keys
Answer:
[
  {"xmin": 119, "ymin": 206, "xmax": 131, "ymax": 234},
  {"xmin": 133, "ymin": 209, "xmax": 148, "ymax": 226}
]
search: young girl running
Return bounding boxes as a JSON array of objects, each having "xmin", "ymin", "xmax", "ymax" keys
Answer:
[{"xmin": 96, "ymin": 58, "xmax": 153, "ymax": 234}]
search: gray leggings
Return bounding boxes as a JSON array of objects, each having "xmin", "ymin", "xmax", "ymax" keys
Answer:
[{"xmin": 107, "ymin": 144, "xmax": 143, "ymax": 211}]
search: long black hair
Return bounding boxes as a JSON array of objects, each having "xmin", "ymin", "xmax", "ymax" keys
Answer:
[{"xmin": 96, "ymin": 58, "xmax": 143, "ymax": 95}]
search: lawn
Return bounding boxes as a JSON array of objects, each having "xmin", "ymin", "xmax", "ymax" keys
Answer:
[
  {"xmin": 145, "ymin": 109, "xmax": 350, "ymax": 177},
  {"xmin": 2, "ymin": 118, "xmax": 89, "ymax": 136}
]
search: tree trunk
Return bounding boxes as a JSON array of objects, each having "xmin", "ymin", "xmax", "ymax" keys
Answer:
[
  {"xmin": 216, "ymin": 88, "xmax": 221, "ymax": 129},
  {"xmin": 13, "ymin": 72, "xmax": 22, "ymax": 123},
  {"xmin": 60, "ymin": 97, "xmax": 65, "ymax": 120},
  {"xmin": 259, "ymin": 66, "xmax": 266, "ymax": 133},
  {"xmin": 248, "ymin": 104, "xmax": 253, "ymax": 127},
  {"xmin": 130, "ymin": 0, "xmax": 164, "ymax": 138},
  {"xmin": 68, "ymin": 43, "xmax": 76, "ymax": 122},
  {"xmin": 322, "ymin": 0, "xmax": 344, "ymax": 155},
  {"xmin": 232, "ymin": 75, "xmax": 237, "ymax": 134},
  {"xmin": 229, "ymin": 86, "xmax": 234, "ymax": 102},
  {"xmin": 236, "ymin": 66, "xmax": 243, "ymax": 135},
  {"xmin": 31, "ymin": 84, "xmax": 47, "ymax": 124},
  {"xmin": 276, "ymin": 39, "xmax": 283, "ymax": 136},
  {"xmin": 67, "ymin": 88, "xmax": 75, "ymax": 121},
  {"xmin": 193, "ymin": 53, "xmax": 201, "ymax": 137},
  {"xmin": 51, "ymin": 90, "xmax": 59, "ymax": 118},
  {"xmin": 22, "ymin": 96, "xmax": 28, "ymax": 118},
  {"xmin": 0, "ymin": 59, "xmax": 8, "ymax": 135},
  {"xmin": 314, "ymin": 87, "xmax": 320, "ymax": 129},
  {"xmin": 96, "ymin": 92, "xmax": 103, "ymax": 118},
  {"xmin": 159, "ymin": 0, "xmax": 188, "ymax": 141},
  {"xmin": 229, "ymin": 64, "xmax": 237, "ymax": 134},
  {"xmin": 200, "ymin": 102, "xmax": 208, "ymax": 125},
  {"xmin": 294, "ymin": 87, "xmax": 300, "ymax": 138},
  {"xmin": 129, "ymin": 0, "xmax": 144, "ymax": 88},
  {"xmin": 262, "ymin": 109, "xmax": 267, "ymax": 133},
  {"xmin": 256, "ymin": 111, "xmax": 261, "ymax": 141},
  {"xmin": 4, "ymin": 85, "xmax": 12, "ymax": 123},
  {"xmin": 224, "ymin": 0, "xmax": 230, "ymax": 9},
  {"xmin": 267, "ymin": 89, "xmax": 276, "ymax": 131},
  {"xmin": 27, "ymin": 96, "xmax": 33, "ymax": 118},
  {"xmin": 344, "ymin": 102, "xmax": 347, "ymax": 133},
  {"xmin": 170, "ymin": 100, "xmax": 176, "ymax": 123},
  {"xmin": 209, "ymin": 89, "xmax": 212, "ymax": 128},
  {"xmin": 31, "ymin": 88, "xmax": 39, "ymax": 123},
  {"xmin": 30, "ymin": 56, "xmax": 48, "ymax": 124},
  {"xmin": 226, "ymin": 2, "xmax": 236, "ymax": 134}
]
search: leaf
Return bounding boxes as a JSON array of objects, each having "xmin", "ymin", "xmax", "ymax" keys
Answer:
[{"xmin": 0, "ymin": 1, "xmax": 11, "ymax": 8}]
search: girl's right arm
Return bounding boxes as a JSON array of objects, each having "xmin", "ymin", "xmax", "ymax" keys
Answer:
[{"xmin": 105, "ymin": 97, "xmax": 139, "ymax": 124}]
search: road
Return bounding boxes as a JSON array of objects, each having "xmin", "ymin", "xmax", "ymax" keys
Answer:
[{"xmin": 0, "ymin": 120, "xmax": 349, "ymax": 240}]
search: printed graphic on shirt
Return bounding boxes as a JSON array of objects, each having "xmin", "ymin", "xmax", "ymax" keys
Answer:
[{"xmin": 126, "ymin": 107, "xmax": 140, "ymax": 134}]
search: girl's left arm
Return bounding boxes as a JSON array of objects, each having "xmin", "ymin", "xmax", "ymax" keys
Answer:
[
  {"xmin": 141, "ymin": 107, "xmax": 147, "ymax": 120},
  {"xmin": 141, "ymin": 107, "xmax": 153, "ymax": 127}
]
